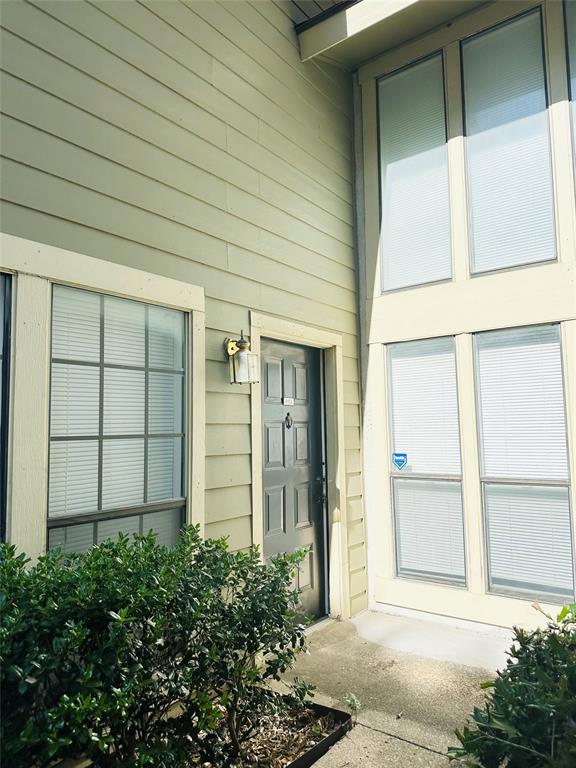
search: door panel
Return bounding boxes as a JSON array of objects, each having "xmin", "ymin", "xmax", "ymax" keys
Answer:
[{"xmin": 261, "ymin": 339, "xmax": 326, "ymax": 618}]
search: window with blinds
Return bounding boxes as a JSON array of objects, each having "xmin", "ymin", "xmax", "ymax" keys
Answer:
[
  {"xmin": 388, "ymin": 338, "xmax": 465, "ymax": 585},
  {"xmin": 0, "ymin": 274, "xmax": 11, "ymax": 541},
  {"xmin": 462, "ymin": 9, "xmax": 556, "ymax": 274},
  {"xmin": 566, "ymin": 0, "xmax": 576, "ymax": 170},
  {"xmin": 474, "ymin": 325, "xmax": 574, "ymax": 601},
  {"xmin": 378, "ymin": 53, "xmax": 451, "ymax": 291},
  {"xmin": 48, "ymin": 285, "xmax": 186, "ymax": 553}
]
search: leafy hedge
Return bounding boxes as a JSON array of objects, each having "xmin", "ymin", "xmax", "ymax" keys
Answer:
[
  {"xmin": 0, "ymin": 527, "xmax": 307, "ymax": 767},
  {"xmin": 450, "ymin": 604, "xmax": 576, "ymax": 768}
]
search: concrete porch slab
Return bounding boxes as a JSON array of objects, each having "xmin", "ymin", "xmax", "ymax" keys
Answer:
[{"xmin": 290, "ymin": 610, "xmax": 514, "ymax": 766}]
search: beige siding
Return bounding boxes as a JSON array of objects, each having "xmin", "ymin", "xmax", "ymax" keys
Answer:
[{"xmin": 0, "ymin": 0, "xmax": 367, "ymax": 613}]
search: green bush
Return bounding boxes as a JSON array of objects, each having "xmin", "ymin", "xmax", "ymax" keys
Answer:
[
  {"xmin": 0, "ymin": 526, "xmax": 307, "ymax": 767},
  {"xmin": 450, "ymin": 604, "xmax": 576, "ymax": 768}
]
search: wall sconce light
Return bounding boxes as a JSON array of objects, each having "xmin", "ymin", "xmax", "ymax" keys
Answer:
[{"xmin": 224, "ymin": 331, "xmax": 259, "ymax": 385}]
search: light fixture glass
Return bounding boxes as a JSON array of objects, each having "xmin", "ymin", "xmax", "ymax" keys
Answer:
[{"xmin": 224, "ymin": 331, "xmax": 259, "ymax": 385}]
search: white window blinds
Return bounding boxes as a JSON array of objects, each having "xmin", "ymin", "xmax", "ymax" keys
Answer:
[
  {"xmin": 485, "ymin": 484, "xmax": 573, "ymax": 600},
  {"xmin": 378, "ymin": 54, "xmax": 451, "ymax": 291},
  {"xmin": 388, "ymin": 338, "xmax": 465, "ymax": 585},
  {"xmin": 462, "ymin": 10, "xmax": 556, "ymax": 273},
  {"xmin": 48, "ymin": 285, "xmax": 186, "ymax": 553},
  {"xmin": 388, "ymin": 337, "xmax": 461, "ymax": 475},
  {"xmin": 475, "ymin": 325, "xmax": 568, "ymax": 481},
  {"xmin": 393, "ymin": 479, "xmax": 466, "ymax": 584},
  {"xmin": 475, "ymin": 325, "xmax": 573, "ymax": 601}
]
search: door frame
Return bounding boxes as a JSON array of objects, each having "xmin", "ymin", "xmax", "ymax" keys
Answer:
[{"xmin": 250, "ymin": 312, "xmax": 351, "ymax": 619}]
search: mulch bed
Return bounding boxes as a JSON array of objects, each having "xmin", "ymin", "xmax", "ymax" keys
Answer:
[{"xmin": 188, "ymin": 704, "xmax": 341, "ymax": 768}]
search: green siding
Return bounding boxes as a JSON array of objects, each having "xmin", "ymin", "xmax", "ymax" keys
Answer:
[{"xmin": 0, "ymin": 0, "xmax": 367, "ymax": 613}]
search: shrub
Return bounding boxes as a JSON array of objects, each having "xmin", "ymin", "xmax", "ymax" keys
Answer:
[
  {"xmin": 449, "ymin": 604, "xmax": 576, "ymax": 768},
  {"xmin": 0, "ymin": 526, "xmax": 307, "ymax": 767}
]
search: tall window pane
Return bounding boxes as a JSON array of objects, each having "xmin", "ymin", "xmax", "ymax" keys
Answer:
[
  {"xmin": 48, "ymin": 286, "xmax": 186, "ymax": 553},
  {"xmin": 475, "ymin": 325, "xmax": 573, "ymax": 601},
  {"xmin": 388, "ymin": 338, "xmax": 465, "ymax": 585},
  {"xmin": 462, "ymin": 10, "xmax": 556, "ymax": 273},
  {"xmin": 378, "ymin": 54, "xmax": 451, "ymax": 291}
]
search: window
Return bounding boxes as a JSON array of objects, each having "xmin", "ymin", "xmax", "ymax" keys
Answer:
[
  {"xmin": 475, "ymin": 325, "xmax": 573, "ymax": 601},
  {"xmin": 378, "ymin": 53, "xmax": 451, "ymax": 291},
  {"xmin": 462, "ymin": 10, "xmax": 556, "ymax": 274},
  {"xmin": 47, "ymin": 285, "xmax": 186, "ymax": 553},
  {"xmin": 566, "ymin": 0, "xmax": 576, "ymax": 167},
  {"xmin": 388, "ymin": 338, "xmax": 465, "ymax": 585},
  {"xmin": 0, "ymin": 274, "xmax": 12, "ymax": 541}
]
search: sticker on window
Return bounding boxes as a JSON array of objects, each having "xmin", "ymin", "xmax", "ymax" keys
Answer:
[{"xmin": 392, "ymin": 453, "xmax": 408, "ymax": 470}]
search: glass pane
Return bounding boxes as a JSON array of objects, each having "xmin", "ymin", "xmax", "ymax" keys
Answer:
[
  {"xmin": 148, "ymin": 437, "xmax": 182, "ymax": 501},
  {"xmin": 142, "ymin": 508, "xmax": 182, "ymax": 547},
  {"xmin": 394, "ymin": 478, "xmax": 466, "ymax": 584},
  {"xmin": 475, "ymin": 325, "xmax": 568, "ymax": 480},
  {"xmin": 51, "ymin": 363, "xmax": 99, "ymax": 437},
  {"xmin": 102, "ymin": 438, "xmax": 144, "ymax": 509},
  {"xmin": 52, "ymin": 285, "xmax": 100, "ymax": 362},
  {"xmin": 148, "ymin": 305, "xmax": 184, "ymax": 370},
  {"xmin": 49, "ymin": 523, "xmax": 94, "ymax": 554},
  {"xmin": 103, "ymin": 368, "xmax": 145, "ymax": 435},
  {"xmin": 149, "ymin": 372, "xmax": 183, "ymax": 434},
  {"xmin": 104, "ymin": 296, "xmax": 145, "ymax": 367},
  {"xmin": 49, "ymin": 440, "xmax": 98, "ymax": 517},
  {"xmin": 463, "ymin": 10, "xmax": 556, "ymax": 272},
  {"xmin": 388, "ymin": 338, "xmax": 461, "ymax": 475},
  {"xmin": 485, "ymin": 483, "xmax": 574, "ymax": 600},
  {"xmin": 96, "ymin": 514, "xmax": 140, "ymax": 544},
  {"xmin": 378, "ymin": 53, "xmax": 451, "ymax": 290}
]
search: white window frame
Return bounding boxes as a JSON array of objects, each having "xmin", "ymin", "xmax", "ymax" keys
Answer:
[
  {"xmin": 386, "ymin": 337, "xmax": 467, "ymax": 587},
  {"xmin": 1, "ymin": 233, "xmax": 205, "ymax": 560},
  {"xmin": 359, "ymin": 0, "xmax": 576, "ymax": 308}
]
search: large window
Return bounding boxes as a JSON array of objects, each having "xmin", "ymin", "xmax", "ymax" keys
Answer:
[
  {"xmin": 0, "ymin": 274, "xmax": 11, "ymax": 542},
  {"xmin": 474, "ymin": 325, "xmax": 573, "ymax": 601},
  {"xmin": 462, "ymin": 10, "xmax": 556, "ymax": 274},
  {"xmin": 388, "ymin": 338, "xmax": 465, "ymax": 585},
  {"xmin": 48, "ymin": 285, "xmax": 186, "ymax": 553},
  {"xmin": 378, "ymin": 53, "xmax": 451, "ymax": 291}
]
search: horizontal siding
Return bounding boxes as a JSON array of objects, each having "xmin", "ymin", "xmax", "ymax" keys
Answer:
[{"xmin": 0, "ymin": 0, "xmax": 366, "ymax": 613}]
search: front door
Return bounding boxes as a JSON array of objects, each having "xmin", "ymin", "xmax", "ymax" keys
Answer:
[{"xmin": 261, "ymin": 339, "xmax": 326, "ymax": 618}]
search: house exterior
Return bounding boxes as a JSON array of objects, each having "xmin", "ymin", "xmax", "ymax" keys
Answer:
[{"xmin": 0, "ymin": 0, "xmax": 575, "ymax": 629}]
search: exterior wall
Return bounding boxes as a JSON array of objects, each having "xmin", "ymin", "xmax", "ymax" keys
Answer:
[
  {"xmin": 0, "ymin": 0, "xmax": 367, "ymax": 616},
  {"xmin": 358, "ymin": 0, "xmax": 576, "ymax": 627}
]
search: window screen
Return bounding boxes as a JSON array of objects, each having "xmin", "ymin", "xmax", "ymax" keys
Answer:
[
  {"xmin": 475, "ymin": 325, "xmax": 573, "ymax": 601},
  {"xmin": 462, "ymin": 10, "xmax": 556, "ymax": 273},
  {"xmin": 48, "ymin": 285, "xmax": 186, "ymax": 553},
  {"xmin": 388, "ymin": 338, "xmax": 465, "ymax": 585},
  {"xmin": 378, "ymin": 53, "xmax": 451, "ymax": 291}
]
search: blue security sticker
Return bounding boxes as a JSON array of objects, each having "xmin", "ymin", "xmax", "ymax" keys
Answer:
[{"xmin": 392, "ymin": 453, "xmax": 408, "ymax": 470}]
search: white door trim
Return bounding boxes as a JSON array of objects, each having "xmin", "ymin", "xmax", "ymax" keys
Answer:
[{"xmin": 249, "ymin": 312, "xmax": 351, "ymax": 619}]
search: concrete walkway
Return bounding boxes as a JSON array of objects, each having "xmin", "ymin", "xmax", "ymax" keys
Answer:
[{"xmin": 290, "ymin": 610, "xmax": 514, "ymax": 767}]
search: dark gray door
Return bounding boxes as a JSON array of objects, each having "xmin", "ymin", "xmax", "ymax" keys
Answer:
[{"xmin": 261, "ymin": 339, "xmax": 326, "ymax": 619}]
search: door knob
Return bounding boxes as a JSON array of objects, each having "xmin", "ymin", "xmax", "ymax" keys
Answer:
[{"xmin": 284, "ymin": 412, "xmax": 293, "ymax": 429}]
